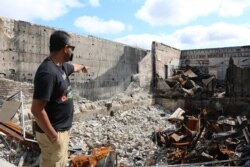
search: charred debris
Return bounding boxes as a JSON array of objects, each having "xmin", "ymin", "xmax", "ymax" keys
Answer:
[
  {"xmin": 148, "ymin": 57, "xmax": 250, "ymax": 166},
  {"xmin": 0, "ymin": 57, "xmax": 250, "ymax": 166}
]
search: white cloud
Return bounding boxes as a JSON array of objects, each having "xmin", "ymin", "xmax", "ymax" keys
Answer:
[
  {"xmin": 74, "ymin": 16, "xmax": 126, "ymax": 34},
  {"xmin": 0, "ymin": 0, "xmax": 84, "ymax": 21},
  {"xmin": 136, "ymin": 0, "xmax": 250, "ymax": 26},
  {"xmin": 173, "ymin": 22, "xmax": 250, "ymax": 48},
  {"xmin": 115, "ymin": 22, "xmax": 250, "ymax": 50},
  {"xmin": 89, "ymin": 0, "xmax": 100, "ymax": 7},
  {"xmin": 218, "ymin": 0, "xmax": 250, "ymax": 16},
  {"xmin": 115, "ymin": 34, "xmax": 163, "ymax": 50}
]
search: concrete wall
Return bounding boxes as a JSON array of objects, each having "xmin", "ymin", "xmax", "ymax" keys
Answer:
[
  {"xmin": 0, "ymin": 17, "xmax": 147, "ymax": 101},
  {"xmin": 138, "ymin": 51, "xmax": 152, "ymax": 89},
  {"xmin": 151, "ymin": 42, "xmax": 181, "ymax": 89}
]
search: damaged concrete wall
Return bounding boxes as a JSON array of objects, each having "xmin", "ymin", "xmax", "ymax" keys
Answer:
[
  {"xmin": 152, "ymin": 42, "xmax": 181, "ymax": 81},
  {"xmin": 0, "ymin": 17, "xmax": 147, "ymax": 101},
  {"xmin": 181, "ymin": 46, "xmax": 250, "ymax": 81},
  {"xmin": 2, "ymin": 16, "xmax": 250, "ymax": 101},
  {"xmin": 138, "ymin": 51, "xmax": 152, "ymax": 89}
]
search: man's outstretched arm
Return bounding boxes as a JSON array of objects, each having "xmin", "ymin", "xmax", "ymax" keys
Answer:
[{"xmin": 72, "ymin": 64, "xmax": 89, "ymax": 73}]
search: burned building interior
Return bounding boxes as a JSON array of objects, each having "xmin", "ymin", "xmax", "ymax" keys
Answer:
[{"xmin": 0, "ymin": 17, "xmax": 250, "ymax": 167}]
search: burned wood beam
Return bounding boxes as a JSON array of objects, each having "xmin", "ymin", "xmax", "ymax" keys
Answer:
[
  {"xmin": 0, "ymin": 121, "xmax": 39, "ymax": 151},
  {"xmin": 70, "ymin": 145, "xmax": 116, "ymax": 167},
  {"xmin": 189, "ymin": 124, "xmax": 206, "ymax": 151}
]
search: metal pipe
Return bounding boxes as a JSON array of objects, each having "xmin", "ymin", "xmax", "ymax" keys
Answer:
[{"xmin": 20, "ymin": 90, "xmax": 37, "ymax": 143}]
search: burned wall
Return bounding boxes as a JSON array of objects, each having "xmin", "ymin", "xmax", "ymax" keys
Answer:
[
  {"xmin": 181, "ymin": 46, "xmax": 250, "ymax": 81},
  {"xmin": 0, "ymin": 17, "xmax": 147, "ymax": 101},
  {"xmin": 151, "ymin": 42, "xmax": 250, "ymax": 83},
  {"xmin": 153, "ymin": 43, "xmax": 250, "ymax": 110},
  {"xmin": 152, "ymin": 42, "xmax": 181, "ymax": 81},
  {"xmin": 226, "ymin": 57, "xmax": 250, "ymax": 97}
]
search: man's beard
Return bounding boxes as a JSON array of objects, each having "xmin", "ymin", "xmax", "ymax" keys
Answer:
[
  {"xmin": 65, "ymin": 52, "xmax": 74, "ymax": 62},
  {"xmin": 69, "ymin": 53, "xmax": 74, "ymax": 61}
]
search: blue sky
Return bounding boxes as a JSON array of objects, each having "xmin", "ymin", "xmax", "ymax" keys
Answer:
[{"xmin": 1, "ymin": 0, "xmax": 250, "ymax": 50}]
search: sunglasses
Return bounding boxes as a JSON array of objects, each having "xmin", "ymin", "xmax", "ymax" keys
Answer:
[{"xmin": 66, "ymin": 45, "xmax": 75, "ymax": 51}]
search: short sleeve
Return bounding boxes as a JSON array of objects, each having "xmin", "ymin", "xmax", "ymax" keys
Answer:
[
  {"xmin": 63, "ymin": 63, "xmax": 74, "ymax": 76},
  {"xmin": 33, "ymin": 72, "xmax": 55, "ymax": 101}
]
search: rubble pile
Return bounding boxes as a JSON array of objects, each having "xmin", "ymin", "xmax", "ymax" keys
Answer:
[
  {"xmin": 0, "ymin": 137, "xmax": 38, "ymax": 166},
  {"xmin": 156, "ymin": 68, "xmax": 218, "ymax": 100},
  {"xmin": 150, "ymin": 107, "xmax": 250, "ymax": 166},
  {"xmin": 70, "ymin": 104, "xmax": 174, "ymax": 166},
  {"xmin": 0, "ymin": 103, "xmax": 175, "ymax": 166},
  {"xmin": 0, "ymin": 123, "xmax": 40, "ymax": 167},
  {"xmin": 0, "ymin": 80, "xmax": 175, "ymax": 166},
  {"xmin": 150, "ymin": 59, "xmax": 250, "ymax": 166}
]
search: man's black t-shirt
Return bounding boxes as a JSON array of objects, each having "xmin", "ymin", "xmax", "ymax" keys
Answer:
[{"xmin": 33, "ymin": 57, "xmax": 74, "ymax": 132}]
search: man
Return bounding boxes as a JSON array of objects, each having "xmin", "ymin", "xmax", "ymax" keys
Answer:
[{"xmin": 31, "ymin": 30, "xmax": 89, "ymax": 167}]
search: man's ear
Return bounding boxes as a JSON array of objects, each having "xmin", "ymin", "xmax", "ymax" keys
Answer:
[{"xmin": 63, "ymin": 47, "xmax": 68, "ymax": 54}]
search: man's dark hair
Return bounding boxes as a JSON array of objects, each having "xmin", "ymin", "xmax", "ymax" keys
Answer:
[{"xmin": 49, "ymin": 30, "xmax": 71, "ymax": 52}]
